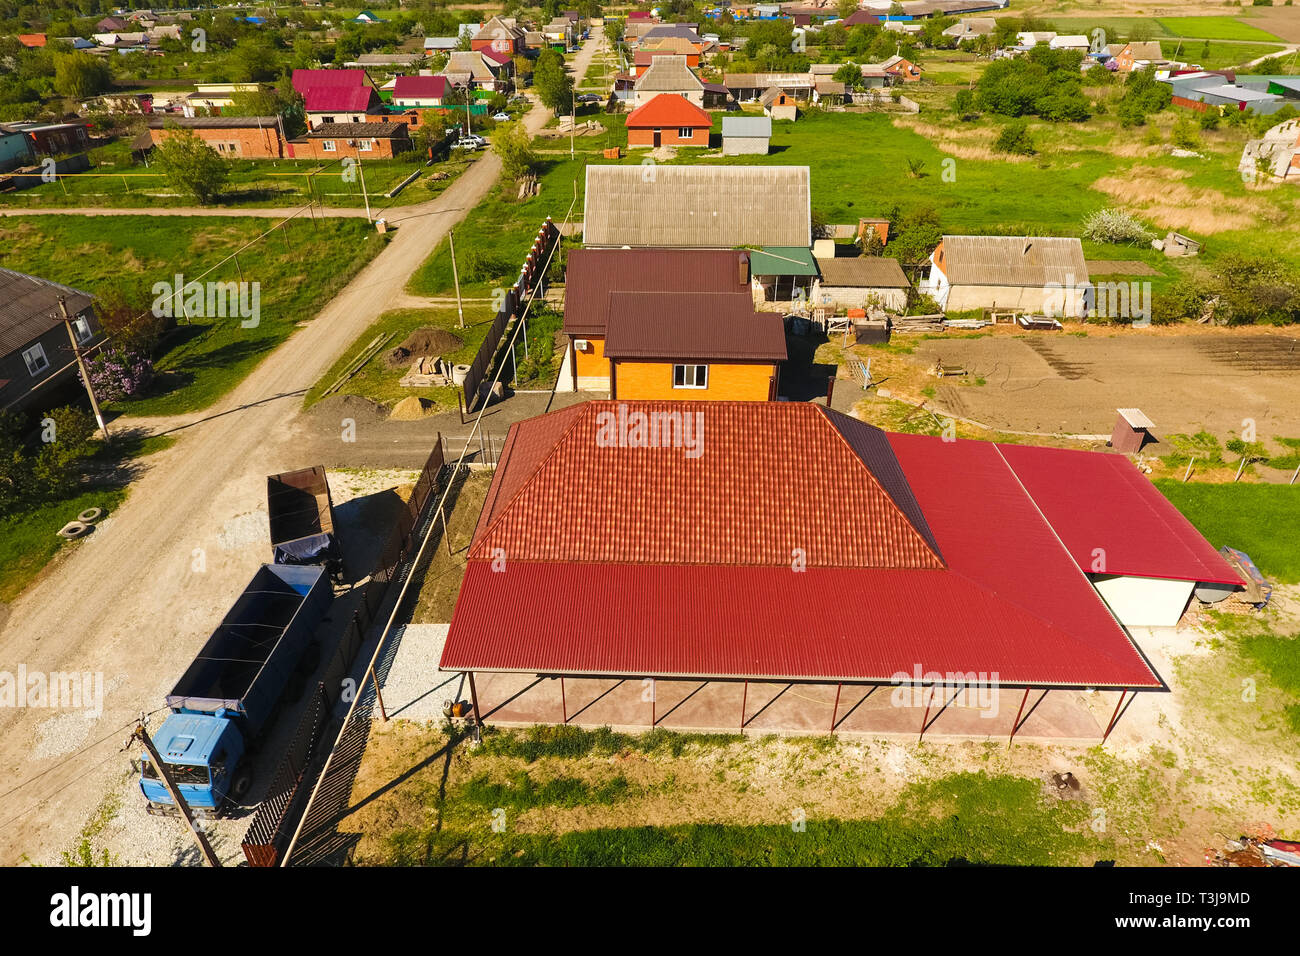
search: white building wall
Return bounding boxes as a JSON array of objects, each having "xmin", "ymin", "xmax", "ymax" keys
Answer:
[{"xmin": 1089, "ymin": 574, "xmax": 1196, "ymax": 628}]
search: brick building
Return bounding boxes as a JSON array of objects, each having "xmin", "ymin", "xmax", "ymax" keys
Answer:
[{"xmin": 145, "ymin": 116, "xmax": 286, "ymax": 159}]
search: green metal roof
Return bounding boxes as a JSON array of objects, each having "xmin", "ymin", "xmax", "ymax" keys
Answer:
[{"xmin": 747, "ymin": 246, "xmax": 817, "ymax": 276}]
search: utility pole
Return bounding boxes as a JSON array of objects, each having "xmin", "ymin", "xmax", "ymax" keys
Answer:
[
  {"xmin": 355, "ymin": 153, "xmax": 372, "ymax": 224},
  {"xmin": 570, "ymin": 84, "xmax": 575, "ymax": 160},
  {"xmin": 448, "ymin": 229, "xmax": 465, "ymax": 329},
  {"xmin": 131, "ymin": 722, "xmax": 221, "ymax": 867},
  {"xmin": 58, "ymin": 296, "xmax": 109, "ymax": 443}
]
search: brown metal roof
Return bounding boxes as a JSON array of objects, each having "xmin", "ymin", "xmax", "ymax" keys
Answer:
[
  {"xmin": 603, "ymin": 292, "xmax": 787, "ymax": 362},
  {"xmin": 147, "ymin": 115, "xmax": 280, "ymax": 129},
  {"xmin": 0, "ymin": 268, "xmax": 94, "ymax": 356},
  {"xmin": 817, "ymin": 256, "xmax": 911, "ymax": 289},
  {"xmin": 940, "ymin": 235, "xmax": 1089, "ymax": 287},
  {"xmin": 563, "ymin": 248, "xmax": 751, "ymax": 336},
  {"xmin": 306, "ymin": 122, "xmax": 409, "ymax": 138}
]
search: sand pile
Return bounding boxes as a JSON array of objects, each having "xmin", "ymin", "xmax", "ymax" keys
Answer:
[
  {"xmin": 389, "ymin": 396, "xmax": 437, "ymax": 421},
  {"xmin": 384, "ymin": 327, "xmax": 463, "ymax": 369}
]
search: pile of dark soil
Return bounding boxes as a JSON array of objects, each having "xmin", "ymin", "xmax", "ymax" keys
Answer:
[{"xmin": 384, "ymin": 327, "xmax": 463, "ymax": 369}]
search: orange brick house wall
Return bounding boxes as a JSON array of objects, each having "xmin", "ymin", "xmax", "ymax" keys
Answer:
[
  {"xmin": 287, "ymin": 135, "xmax": 409, "ymax": 160},
  {"xmin": 150, "ymin": 125, "xmax": 285, "ymax": 159},
  {"xmin": 627, "ymin": 124, "xmax": 709, "ymax": 147},
  {"xmin": 613, "ymin": 360, "xmax": 776, "ymax": 401}
]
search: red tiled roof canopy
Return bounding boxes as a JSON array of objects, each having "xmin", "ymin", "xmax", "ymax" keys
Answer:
[
  {"xmin": 624, "ymin": 92, "xmax": 712, "ymax": 129},
  {"xmin": 440, "ymin": 402, "xmax": 1184, "ymax": 688}
]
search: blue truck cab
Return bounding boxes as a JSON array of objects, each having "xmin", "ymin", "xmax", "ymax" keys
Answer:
[{"xmin": 141, "ymin": 564, "xmax": 331, "ymax": 814}]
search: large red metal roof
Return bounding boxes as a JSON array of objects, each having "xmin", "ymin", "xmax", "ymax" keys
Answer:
[
  {"xmin": 994, "ymin": 442, "xmax": 1240, "ymax": 585},
  {"xmin": 603, "ymin": 292, "xmax": 787, "ymax": 361},
  {"xmin": 441, "ymin": 402, "xmax": 1175, "ymax": 688}
]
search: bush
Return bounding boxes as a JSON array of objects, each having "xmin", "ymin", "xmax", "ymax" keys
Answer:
[
  {"xmin": 463, "ymin": 247, "xmax": 513, "ymax": 283},
  {"xmin": 1081, "ymin": 207, "xmax": 1153, "ymax": 244},
  {"xmin": 1172, "ymin": 116, "xmax": 1201, "ymax": 149},
  {"xmin": 85, "ymin": 348, "xmax": 155, "ymax": 403},
  {"xmin": 0, "ymin": 406, "xmax": 96, "ymax": 510},
  {"xmin": 993, "ymin": 120, "xmax": 1035, "ymax": 155}
]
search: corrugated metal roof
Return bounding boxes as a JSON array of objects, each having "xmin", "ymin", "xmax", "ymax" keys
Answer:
[
  {"xmin": 439, "ymin": 403, "xmax": 1165, "ymax": 688},
  {"xmin": 722, "ymin": 115, "xmax": 772, "ymax": 138},
  {"xmin": 633, "ymin": 55, "xmax": 704, "ymax": 93},
  {"xmin": 583, "ymin": 165, "xmax": 811, "ymax": 248},
  {"xmin": 817, "ymin": 256, "xmax": 910, "ymax": 288},
  {"xmin": 304, "ymin": 85, "xmax": 379, "ymax": 112},
  {"xmin": 307, "ymin": 122, "xmax": 407, "ymax": 138},
  {"xmin": 470, "ymin": 401, "xmax": 946, "ymax": 569},
  {"xmin": 563, "ymin": 248, "xmax": 750, "ymax": 335},
  {"xmin": 748, "ymin": 246, "xmax": 817, "ymax": 277},
  {"xmin": 603, "ymin": 292, "xmax": 787, "ymax": 361},
  {"xmin": 940, "ymin": 235, "xmax": 1089, "ymax": 287},
  {"xmin": 995, "ymin": 443, "xmax": 1240, "ymax": 585},
  {"xmin": 393, "ymin": 75, "xmax": 449, "ymax": 99},
  {"xmin": 0, "ymin": 268, "xmax": 94, "ymax": 355},
  {"xmin": 291, "ymin": 68, "xmax": 366, "ymax": 95},
  {"xmin": 147, "ymin": 116, "xmax": 279, "ymax": 129}
]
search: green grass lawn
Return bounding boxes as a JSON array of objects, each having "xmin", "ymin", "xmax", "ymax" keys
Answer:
[
  {"xmin": 0, "ymin": 486, "xmax": 128, "ymax": 603},
  {"xmin": 1045, "ymin": 15, "xmax": 1283, "ymax": 43},
  {"xmin": 382, "ymin": 763, "xmax": 1111, "ymax": 866},
  {"xmin": 0, "ymin": 216, "xmax": 388, "ymax": 416},
  {"xmin": 1160, "ymin": 39, "xmax": 1287, "ymax": 69},
  {"xmin": 1155, "ymin": 481, "xmax": 1300, "ymax": 584}
]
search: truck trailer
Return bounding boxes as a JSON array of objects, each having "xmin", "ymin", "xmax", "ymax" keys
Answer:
[
  {"xmin": 140, "ymin": 564, "xmax": 333, "ymax": 814},
  {"xmin": 267, "ymin": 465, "xmax": 344, "ymax": 582}
]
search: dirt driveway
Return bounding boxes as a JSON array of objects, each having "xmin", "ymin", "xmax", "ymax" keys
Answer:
[
  {"xmin": 0, "ymin": 35, "xmax": 605, "ymax": 866},
  {"xmin": 912, "ymin": 328, "xmax": 1300, "ymax": 440}
]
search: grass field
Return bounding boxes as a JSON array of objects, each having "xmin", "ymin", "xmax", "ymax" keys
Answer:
[
  {"xmin": 1155, "ymin": 481, "xmax": 1300, "ymax": 584},
  {"xmin": 1044, "ymin": 15, "xmax": 1285, "ymax": 42},
  {"xmin": 0, "ymin": 216, "xmax": 387, "ymax": 416}
]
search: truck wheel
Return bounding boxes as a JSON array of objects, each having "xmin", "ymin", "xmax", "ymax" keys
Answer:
[{"xmin": 231, "ymin": 767, "xmax": 254, "ymax": 802}]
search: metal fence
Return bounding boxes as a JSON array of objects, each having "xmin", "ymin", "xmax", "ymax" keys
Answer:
[
  {"xmin": 462, "ymin": 218, "xmax": 560, "ymax": 411},
  {"xmin": 240, "ymin": 438, "xmax": 447, "ymax": 867}
]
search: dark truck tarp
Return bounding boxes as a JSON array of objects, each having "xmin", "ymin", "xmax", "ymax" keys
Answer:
[
  {"xmin": 273, "ymin": 532, "xmax": 342, "ymax": 566},
  {"xmin": 165, "ymin": 564, "xmax": 332, "ymax": 735}
]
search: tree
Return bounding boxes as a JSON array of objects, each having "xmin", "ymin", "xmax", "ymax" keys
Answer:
[
  {"xmin": 604, "ymin": 18, "xmax": 624, "ymax": 44},
  {"xmin": 53, "ymin": 52, "xmax": 113, "ymax": 100},
  {"xmin": 993, "ymin": 120, "xmax": 1035, "ymax": 155},
  {"xmin": 836, "ymin": 0, "xmax": 857, "ymax": 18},
  {"xmin": 493, "ymin": 122, "xmax": 537, "ymax": 182},
  {"xmin": 533, "ymin": 50, "xmax": 573, "ymax": 114},
  {"xmin": 155, "ymin": 129, "xmax": 230, "ymax": 204},
  {"xmin": 833, "ymin": 62, "xmax": 864, "ymax": 91}
]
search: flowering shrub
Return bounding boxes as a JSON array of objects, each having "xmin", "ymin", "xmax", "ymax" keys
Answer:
[{"xmin": 86, "ymin": 349, "xmax": 154, "ymax": 403}]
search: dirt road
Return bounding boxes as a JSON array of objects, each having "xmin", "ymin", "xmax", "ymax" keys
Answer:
[{"xmin": 0, "ymin": 35, "xmax": 604, "ymax": 865}]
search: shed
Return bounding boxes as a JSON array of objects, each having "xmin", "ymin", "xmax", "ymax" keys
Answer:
[
  {"xmin": 761, "ymin": 87, "xmax": 798, "ymax": 121},
  {"xmin": 721, "ymin": 115, "xmax": 771, "ymax": 155},
  {"xmin": 1110, "ymin": 408, "xmax": 1155, "ymax": 455},
  {"xmin": 748, "ymin": 246, "xmax": 818, "ymax": 303},
  {"xmin": 813, "ymin": 257, "xmax": 911, "ymax": 312}
]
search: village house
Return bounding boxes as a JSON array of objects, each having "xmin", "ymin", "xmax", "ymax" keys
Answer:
[
  {"xmin": 921, "ymin": 235, "xmax": 1090, "ymax": 316},
  {"xmin": 303, "ymin": 85, "xmax": 384, "ymax": 130},
  {"xmin": 182, "ymin": 83, "xmax": 261, "ymax": 116},
  {"xmin": 291, "ymin": 68, "xmax": 368, "ymax": 97},
  {"xmin": 632, "ymin": 55, "xmax": 705, "ymax": 108},
  {"xmin": 559, "ymin": 249, "xmax": 786, "ymax": 400},
  {"xmin": 0, "ymin": 268, "xmax": 105, "ymax": 414},
  {"xmin": 762, "ymin": 88, "xmax": 799, "ymax": 120},
  {"xmin": 0, "ymin": 127, "xmax": 33, "ymax": 172},
  {"xmin": 472, "ymin": 15, "xmax": 526, "ymax": 55},
  {"xmin": 442, "ymin": 49, "xmax": 514, "ymax": 92},
  {"xmin": 144, "ymin": 116, "xmax": 286, "ymax": 159},
  {"xmin": 624, "ymin": 93, "xmax": 713, "ymax": 149},
  {"xmin": 392, "ymin": 75, "xmax": 451, "ymax": 108},
  {"xmin": 1113, "ymin": 41, "xmax": 1167, "ymax": 73},
  {"xmin": 724, "ymin": 72, "xmax": 815, "ymax": 103},
  {"xmin": 286, "ymin": 122, "xmax": 411, "ymax": 160}
]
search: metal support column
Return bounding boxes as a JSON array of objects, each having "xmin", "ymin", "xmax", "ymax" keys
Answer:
[
  {"xmin": 1008, "ymin": 687, "xmax": 1030, "ymax": 747},
  {"xmin": 1102, "ymin": 690, "xmax": 1129, "ymax": 743},
  {"xmin": 830, "ymin": 683, "xmax": 842, "ymax": 732}
]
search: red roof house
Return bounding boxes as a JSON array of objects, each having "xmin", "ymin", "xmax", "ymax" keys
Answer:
[
  {"xmin": 291, "ymin": 68, "xmax": 367, "ymax": 96},
  {"xmin": 624, "ymin": 92, "xmax": 712, "ymax": 148},
  {"xmin": 18, "ymin": 34, "xmax": 47, "ymax": 48},
  {"xmin": 303, "ymin": 85, "xmax": 382, "ymax": 126},
  {"xmin": 392, "ymin": 75, "xmax": 450, "ymax": 107}
]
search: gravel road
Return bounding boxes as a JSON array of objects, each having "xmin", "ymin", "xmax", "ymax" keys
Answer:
[{"xmin": 0, "ymin": 34, "xmax": 603, "ymax": 865}]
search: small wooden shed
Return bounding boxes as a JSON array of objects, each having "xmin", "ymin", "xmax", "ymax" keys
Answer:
[{"xmin": 1111, "ymin": 408, "xmax": 1155, "ymax": 454}]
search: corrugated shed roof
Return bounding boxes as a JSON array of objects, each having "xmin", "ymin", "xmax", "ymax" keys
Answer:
[
  {"xmin": 439, "ymin": 403, "xmax": 1164, "ymax": 688},
  {"xmin": 0, "ymin": 268, "xmax": 94, "ymax": 355},
  {"xmin": 393, "ymin": 75, "xmax": 449, "ymax": 99},
  {"xmin": 583, "ymin": 165, "xmax": 811, "ymax": 248},
  {"xmin": 307, "ymin": 122, "xmax": 408, "ymax": 138},
  {"xmin": 748, "ymin": 246, "xmax": 817, "ymax": 277},
  {"xmin": 445, "ymin": 50, "xmax": 496, "ymax": 80},
  {"xmin": 291, "ymin": 68, "xmax": 366, "ymax": 94},
  {"xmin": 624, "ymin": 93, "xmax": 712, "ymax": 129},
  {"xmin": 995, "ymin": 443, "xmax": 1240, "ymax": 585},
  {"xmin": 603, "ymin": 292, "xmax": 787, "ymax": 361},
  {"xmin": 940, "ymin": 235, "xmax": 1089, "ymax": 287},
  {"xmin": 147, "ymin": 116, "xmax": 279, "ymax": 129},
  {"xmin": 817, "ymin": 256, "xmax": 910, "ymax": 288},
  {"xmin": 722, "ymin": 115, "xmax": 771, "ymax": 138},
  {"xmin": 469, "ymin": 401, "xmax": 946, "ymax": 568},
  {"xmin": 634, "ymin": 55, "xmax": 704, "ymax": 93}
]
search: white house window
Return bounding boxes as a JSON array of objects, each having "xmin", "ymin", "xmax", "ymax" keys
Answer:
[
  {"xmin": 359, "ymin": 139, "xmax": 373, "ymax": 151},
  {"xmin": 22, "ymin": 343, "xmax": 49, "ymax": 376},
  {"xmin": 72, "ymin": 316, "xmax": 93, "ymax": 344},
  {"xmin": 321, "ymin": 115, "xmax": 336, "ymax": 124},
  {"xmin": 673, "ymin": 364, "xmax": 708, "ymax": 389},
  {"xmin": 678, "ymin": 127, "xmax": 693, "ymax": 138},
  {"xmin": 322, "ymin": 140, "xmax": 337, "ymax": 151}
]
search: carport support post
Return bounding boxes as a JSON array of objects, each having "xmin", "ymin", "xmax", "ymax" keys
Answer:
[
  {"xmin": 1008, "ymin": 687, "xmax": 1030, "ymax": 747},
  {"xmin": 740, "ymin": 680, "xmax": 748, "ymax": 733},
  {"xmin": 919, "ymin": 684, "xmax": 934, "ymax": 742},
  {"xmin": 468, "ymin": 671, "xmax": 481, "ymax": 725},
  {"xmin": 650, "ymin": 678, "xmax": 656, "ymax": 728},
  {"xmin": 1102, "ymin": 690, "xmax": 1129, "ymax": 744},
  {"xmin": 561, "ymin": 676, "xmax": 567, "ymax": 723},
  {"xmin": 830, "ymin": 683, "xmax": 842, "ymax": 732}
]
